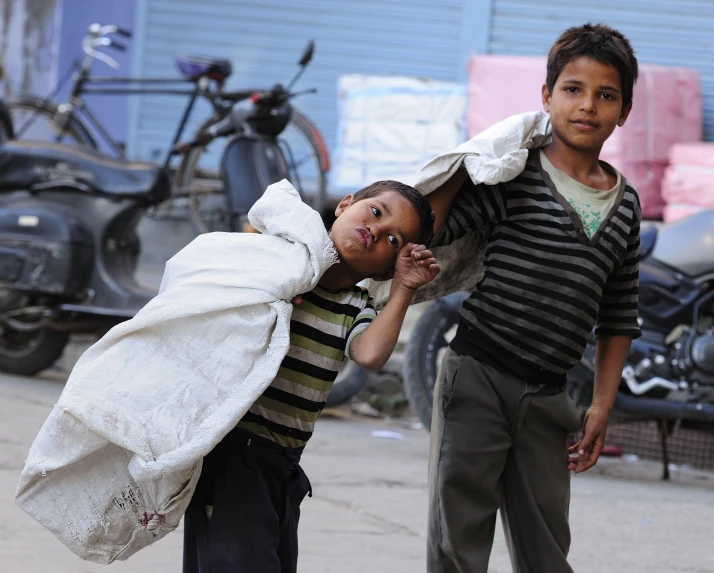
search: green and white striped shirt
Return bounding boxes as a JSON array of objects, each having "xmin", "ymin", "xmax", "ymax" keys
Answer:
[{"xmin": 236, "ymin": 285, "xmax": 376, "ymax": 447}]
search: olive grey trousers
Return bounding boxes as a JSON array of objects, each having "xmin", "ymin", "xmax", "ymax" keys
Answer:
[{"xmin": 427, "ymin": 349, "xmax": 582, "ymax": 573}]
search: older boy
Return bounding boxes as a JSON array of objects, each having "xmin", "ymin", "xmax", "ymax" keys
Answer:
[
  {"xmin": 183, "ymin": 180, "xmax": 438, "ymax": 573},
  {"xmin": 426, "ymin": 24, "xmax": 641, "ymax": 573}
]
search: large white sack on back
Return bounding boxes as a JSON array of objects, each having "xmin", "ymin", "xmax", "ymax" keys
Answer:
[{"xmin": 16, "ymin": 180, "xmax": 337, "ymax": 563}]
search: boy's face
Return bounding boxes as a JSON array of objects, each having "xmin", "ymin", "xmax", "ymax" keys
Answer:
[
  {"xmin": 542, "ymin": 56, "xmax": 632, "ymax": 153},
  {"xmin": 330, "ymin": 191, "xmax": 421, "ymax": 279}
]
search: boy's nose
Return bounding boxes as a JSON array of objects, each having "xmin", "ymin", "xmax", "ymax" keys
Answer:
[{"xmin": 580, "ymin": 95, "xmax": 596, "ymax": 112}]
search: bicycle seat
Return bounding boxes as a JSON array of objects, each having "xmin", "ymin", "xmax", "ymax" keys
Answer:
[
  {"xmin": 175, "ymin": 54, "xmax": 232, "ymax": 81},
  {"xmin": 0, "ymin": 141, "xmax": 171, "ymax": 203}
]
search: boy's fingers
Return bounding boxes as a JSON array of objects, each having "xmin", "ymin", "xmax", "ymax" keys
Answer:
[{"xmin": 291, "ymin": 295, "xmax": 303, "ymax": 305}]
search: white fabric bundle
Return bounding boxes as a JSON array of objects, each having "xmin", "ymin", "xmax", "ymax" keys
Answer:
[
  {"xmin": 16, "ymin": 180, "xmax": 337, "ymax": 563},
  {"xmin": 331, "ymin": 74, "xmax": 467, "ymax": 189}
]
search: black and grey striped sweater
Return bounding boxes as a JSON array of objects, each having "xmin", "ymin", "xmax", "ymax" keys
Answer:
[{"xmin": 439, "ymin": 149, "xmax": 641, "ymax": 376}]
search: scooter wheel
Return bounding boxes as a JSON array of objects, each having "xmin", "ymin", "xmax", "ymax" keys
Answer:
[
  {"xmin": 404, "ymin": 302, "xmax": 460, "ymax": 431},
  {"xmin": 326, "ymin": 359, "xmax": 368, "ymax": 406},
  {"xmin": 0, "ymin": 328, "xmax": 69, "ymax": 376}
]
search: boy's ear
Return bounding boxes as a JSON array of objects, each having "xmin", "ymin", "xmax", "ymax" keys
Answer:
[
  {"xmin": 617, "ymin": 100, "xmax": 633, "ymax": 127},
  {"xmin": 334, "ymin": 194, "xmax": 354, "ymax": 218},
  {"xmin": 542, "ymin": 84, "xmax": 551, "ymax": 113}
]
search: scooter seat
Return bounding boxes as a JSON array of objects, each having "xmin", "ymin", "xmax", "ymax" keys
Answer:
[
  {"xmin": 640, "ymin": 225, "xmax": 658, "ymax": 259},
  {"xmin": 0, "ymin": 141, "xmax": 171, "ymax": 203},
  {"xmin": 175, "ymin": 54, "xmax": 232, "ymax": 81}
]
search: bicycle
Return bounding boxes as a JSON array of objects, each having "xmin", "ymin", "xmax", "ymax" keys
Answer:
[{"xmin": 6, "ymin": 23, "xmax": 329, "ymax": 232}]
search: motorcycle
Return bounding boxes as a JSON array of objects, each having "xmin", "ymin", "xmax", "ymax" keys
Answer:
[
  {"xmin": 0, "ymin": 99, "xmax": 13, "ymax": 142},
  {"xmin": 0, "ymin": 42, "xmax": 364, "ymax": 404},
  {"xmin": 404, "ymin": 213, "xmax": 714, "ymax": 476}
]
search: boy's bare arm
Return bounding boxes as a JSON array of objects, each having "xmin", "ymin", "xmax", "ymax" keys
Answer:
[
  {"xmin": 568, "ymin": 335, "xmax": 632, "ymax": 473},
  {"xmin": 349, "ymin": 244, "xmax": 439, "ymax": 371},
  {"xmin": 427, "ymin": 166, "xmax": 468, "ymax": 234}
]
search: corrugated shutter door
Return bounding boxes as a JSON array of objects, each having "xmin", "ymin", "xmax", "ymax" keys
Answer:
[
  {"xmin": 488, "ymin": 0, "xmax": 714, "ymax": 140},
  {"xmin": 128, "ymin": 0, "xmax": 467, "ymax": 161}
]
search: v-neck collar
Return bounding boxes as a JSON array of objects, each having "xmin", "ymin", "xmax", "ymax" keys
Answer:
[{"xmin": 533, "ymin": 149, "xmax": 627, "ymax": 247}]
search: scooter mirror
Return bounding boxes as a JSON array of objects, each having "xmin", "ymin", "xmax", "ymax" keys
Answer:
[{"xmin": 298, "ymin": 40, "xmax": 314, "ymax": 67}]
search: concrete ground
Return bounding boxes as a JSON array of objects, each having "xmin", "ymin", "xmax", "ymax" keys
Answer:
[{"xmin": 2, "ymin": 370, "xmax": 714, "ymax": 573}]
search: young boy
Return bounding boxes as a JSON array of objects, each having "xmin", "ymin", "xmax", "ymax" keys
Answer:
[
  {"xmin": 426, "ymin": 24, "xmax": 641, "ymax": 573},
  {"xmin": 183, "ymin": 180, "xmax": 439, "ymax": 573}
]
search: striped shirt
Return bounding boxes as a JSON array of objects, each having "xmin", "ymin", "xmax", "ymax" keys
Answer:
[
  {"xmin": 236, "ymin": 285, "xmax": 376, "ymax": 447},
  {"xmin": 442, "ymin": 149, "xmax": 641, "ymax": 376}
]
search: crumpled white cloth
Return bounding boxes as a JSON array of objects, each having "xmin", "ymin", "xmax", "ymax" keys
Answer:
[
  {"xmin": 15, "ymin": 180, "xmax": 337, "ymax": 563},
  {"xmin": 365, "ymin": 110, "xmax": 552, "ymax": 306}
]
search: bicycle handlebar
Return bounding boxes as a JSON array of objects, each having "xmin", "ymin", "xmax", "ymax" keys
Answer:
[{"xmin": 82, "ymin": 23, "xmax": 134, "ymax": 69}]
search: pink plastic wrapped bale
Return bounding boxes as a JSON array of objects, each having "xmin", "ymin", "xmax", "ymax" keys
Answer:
[
  {"xmin": 662, "ymin": 143, "xmax": 714, "ymax": 209},
  {"xmin": 466, "ymin": 55, "xmax": 702, "ymax": 221},
  {"xmin": 662, "ymin": 204, "xmax": 707, "ymax": 223},
  {"xmin": 618, "ymin": 161, "xmax": 667, "ymax": 220},
  {"xmin": 466, "ymin": 56, "xmax": 701, "ymax": 163}
]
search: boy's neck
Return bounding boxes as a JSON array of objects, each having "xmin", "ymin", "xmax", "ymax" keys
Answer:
[
  {"xmin": 542, "ymin": 139, "xmax": 609, "ymax": 187},
  {"xmin": 318, "ymin": 261, "xmax": 366, "ymax": 293}
]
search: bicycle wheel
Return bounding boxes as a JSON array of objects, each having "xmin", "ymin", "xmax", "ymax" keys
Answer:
[
  {"xmin": 6, "ymin": 96, "xmax": 95, "ymax": 147},
  {"xmin": 280, "ymin": 109, "xmax": 328, "ymax": 215},
  {"xmin": 177, "ymin": 107, "xmax": 328, "ymax": 234}
]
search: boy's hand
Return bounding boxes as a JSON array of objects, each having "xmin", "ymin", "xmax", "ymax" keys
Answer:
[
  {"xmin": 567, "ymin": 406, "xmax": 610, "ymax": 473},
  {"xmin": 394, "ymin": 244, "xmax": 440, "ymax": 291}
]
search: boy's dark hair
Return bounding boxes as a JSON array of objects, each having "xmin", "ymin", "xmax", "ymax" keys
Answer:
[
  {"xmin": 352, "ymin": 180, "xmax": 435, "ymax": 247},
  {"xmin": 546, "ymin": 23, "xmax": 638, "ymax": 108}
]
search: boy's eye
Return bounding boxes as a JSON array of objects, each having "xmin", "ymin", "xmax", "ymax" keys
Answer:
[
  {"xmin": 388, "ymin": 235, "xmax": 399, "ymax": 248},
  {"xmin": 371, "ymin": 206, "xmax": 381, "ymax": 218},
  {"xmin": 564, "ymin": 86, "xmax": 579, "ymax": 94},
  {"xmin": 600, "ymin": 93, "xmax": 615, "ymax": 100}
]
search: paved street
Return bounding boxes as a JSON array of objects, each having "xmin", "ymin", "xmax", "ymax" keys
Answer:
[{"xmin": 2, "ymin": 369, "xmax": 714, "ymax": 573}]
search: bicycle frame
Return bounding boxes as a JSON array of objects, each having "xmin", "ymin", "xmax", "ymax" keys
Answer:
[{"xmin": 16, "ymin": 60, "xmax": 233, "ymax": 169}]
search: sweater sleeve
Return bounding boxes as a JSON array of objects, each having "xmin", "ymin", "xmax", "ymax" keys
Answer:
[
  {"xmin": 432, "ymin": 180, "xmax": 507, "ymax": 247},
  {"xmin": 595, "ymin": 207, "xmax": 642, "ymax": 339}
]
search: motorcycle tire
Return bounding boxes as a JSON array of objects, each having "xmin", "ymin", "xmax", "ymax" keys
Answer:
[
  {"xmin": 325, "ymin": 359, "xmax": 369, "ymax": 406},
  {"xmin": 0, "ymin": 327, "xmax": 69, "ymax": 376},
  {"xmin": 404, "ymin": 302, "xmax": 460, "ymax": 431}
]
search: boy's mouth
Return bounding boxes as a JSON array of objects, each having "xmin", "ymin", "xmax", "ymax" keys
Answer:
[
  {"xmin": 356, "ymin": 228, "xmax": 372, "ymax": 248},
  {"xmin": 572, "ymin": 118, "xmax": 598, "ymax": 131}
]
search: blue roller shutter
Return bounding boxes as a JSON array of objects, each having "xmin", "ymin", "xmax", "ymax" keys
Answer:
[
  {"xmin": 126, "ymin": 0, "xmax": 480, "ymax": 162},
  {"xmin": 487, "ymin": 0, "xmax": 714, "ymax": 140}
]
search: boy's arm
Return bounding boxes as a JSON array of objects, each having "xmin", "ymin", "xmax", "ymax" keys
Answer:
[
  {"xmin": 427, "ymin": 166, "xmax": 468, "ymax": 234},
  {"xmin": 570, "ymin": 206, "xmax": 641, "ymax": 473},
  {"xmin": 349, "ymin": 244, "xmax": 439, "ymax": 371},
  {"xmin": 568, "ymin": 335, "xmax": 632, "ymax": 473}
]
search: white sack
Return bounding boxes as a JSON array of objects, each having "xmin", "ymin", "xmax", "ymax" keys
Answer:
[{"xmin": 16, "ymin": 180, "xmax": 337, "ymax": 563}]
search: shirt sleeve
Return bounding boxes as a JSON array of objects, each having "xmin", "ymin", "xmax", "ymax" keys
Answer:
[
  {"xmin": 433, "ymin": 179, "xmax": 507, "ymax": 247},
  {"xmin": 595, "ymin": 205, "xmax": 642, "ymax": 339},
  {"xmin": 345, "ymin": 296, "xmax": 377, "ymax": 360}
]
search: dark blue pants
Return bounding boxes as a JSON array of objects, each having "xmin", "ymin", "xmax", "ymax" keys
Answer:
[{"xmin": 183, "ymin": 428, "xmax": 312, "ymax": 573}]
